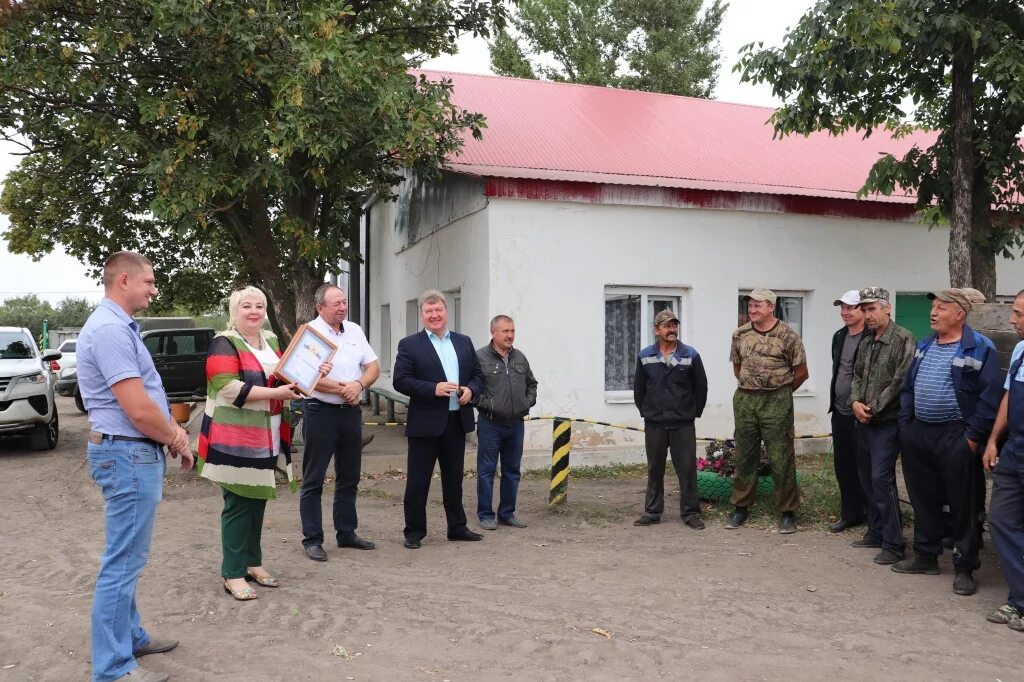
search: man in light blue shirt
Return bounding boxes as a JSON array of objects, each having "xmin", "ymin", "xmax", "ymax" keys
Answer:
[{"xmin": 78, "ymin": 252, "xmax": 192, "ymax": 682}]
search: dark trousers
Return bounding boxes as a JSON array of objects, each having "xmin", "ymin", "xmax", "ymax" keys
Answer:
[
  {"xmin": 221, "ymin": 489, "xmax": 267, "ymax": 579},
  {"xmin": 831, "ymin": 411, "xmax": 867, "ymax": 523},
  {"xmin": 476, "ymin": 416, "xmax": 525, "ymax": 522},
  {"xmin": 299, "ymin": 401, "xmax": 363, "ymax": 547},
  {"xmin": 404, "ymin": 412, "xmax": 469, "ymax": 542},
  {"xmin": 857, "ymin": 421, "xmax": 904, "ymax": 553},
  {"xmin": 900, "ymin": 419, "xmax": 983, "ymax": 571},
  {"xmin": 643, "ymin": 423, "xmax": 700, "ymax": 520},
  {"xmin": 990, "ymin": 448, "xmax": 1024, "ymax": 612}
]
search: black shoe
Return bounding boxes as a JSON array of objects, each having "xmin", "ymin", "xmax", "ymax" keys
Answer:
[
  {"xmin": 448, "ymin": 529, "xmax": 484, "ymax": 541},
  {"xmin": 338, "ymin": 534, "xmax": 376, "ymax": 550},
  {"xmin": 778, "ymin": 512, "xmax": 797, "ymax": 534},
  {"xmin": 684, "ymin": 517, "xmax": 706, "ymax": 530},
  {"xmin": 953, "ymin": 570, "xmax": 978, "ymax": 596},
  {"xmin": 873, "ymin": 549, "xmax": 903, "ymax": 565},
  {"xmin": 634, "ymin": 515, "xmax": 661, "ymax": 526},
  {"xmin": 304, "ymin": 544, "xmax": 328, "ymax": 562},
  {"xmin": 891, "ymin": 554, "xmax": 940, "ymax": 575},
  {"xmin": 829, "ymin": 517, "xmax": 864, "ymax": 533},
  {"xmin": 403, "ymin": 538, "xmax": 422, "ymax": 549},
  {"xmin": 851, "ymin": 533, "xmax": 883, "ymax": 549},
  {"xmin": 724, "ymin": 507, "xmax": 748, "ymax": 530}
]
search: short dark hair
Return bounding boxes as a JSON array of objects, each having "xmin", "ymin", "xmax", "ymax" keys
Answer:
[{"xmin": 103, "ymin": 251, "xmax": 152, "ymax": 288}]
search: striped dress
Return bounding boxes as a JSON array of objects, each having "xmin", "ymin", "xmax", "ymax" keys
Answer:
[{"xmin": 197, "ymin": 329, "xmax": 295, "ymax": 499}]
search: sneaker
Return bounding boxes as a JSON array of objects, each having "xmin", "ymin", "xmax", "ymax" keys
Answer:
[
  {"xmin": 851, "ymin": 533, "xmax": 883, "ymax": 549},
  {"xmin": 1009, "ymin": 616, "xmax": 1024, "ymax": 632},
  {"xmin": 778, "ymin": 512, "xmax": 797, "ymax": 534},
  {"xmin": 133, "ymin": 636, "xmax": 179, "ymax": 658},
  {"xmin": 634, "ymin": 515, "xmax": 661, "ymax": 526},
  {"xmin": 684, "ymin": 516, "xmax": 706, "ymax": 530},
  {"xmin": 479, "ymin": 517, "xmax": 498, "ymax": 531},
  {"xmin": 986, "ymin": 604, "xmax": 1022, "ymax": 624},
  {"xmin": 872, "ymin": 549, "xmax": 903, "ymax": 565},
  {"xmin": 952, "ymin": 570, "xmax": 978, "ymax": 596},
  {"xmin": 724, "ymin": 507, "xmax": 748, "ymax": 530},
  {"xmin": 891, "ymin": 554, "xmax": 940, "ymax": 575},
  {"xmin": 499, "ymin": 515, "xmax": 528, "ymax": 528}
]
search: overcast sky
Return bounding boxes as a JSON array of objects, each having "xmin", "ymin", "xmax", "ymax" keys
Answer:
[{"xmin": 0, "ymin": 0, "xmax": 814, "ymax": 305}]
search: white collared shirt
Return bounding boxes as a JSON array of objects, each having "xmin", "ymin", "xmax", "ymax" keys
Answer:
[{"xmin": 308, "ymin": 315, "xmax": 377, "ymax": 404}]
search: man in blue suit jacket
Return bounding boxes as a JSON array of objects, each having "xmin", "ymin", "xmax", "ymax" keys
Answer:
[{"xmin": 393, "ymin": 290, "xmax": 486, "ymax": 548}]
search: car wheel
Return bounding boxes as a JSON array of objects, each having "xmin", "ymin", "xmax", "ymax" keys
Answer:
[
  {"xmin": 30, "ymin": 408, "xmax": 59, "ymax": 451},
  {"xmin": 74, "ymin": 386, "xmax": 86, "ymax": 414}
]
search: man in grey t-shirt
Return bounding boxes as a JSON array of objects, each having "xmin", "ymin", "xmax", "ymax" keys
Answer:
[{"xmin": 828, "ymin": 290, "xmax": 867, "ymax": 533}]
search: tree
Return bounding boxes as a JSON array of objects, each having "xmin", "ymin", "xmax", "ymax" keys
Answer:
[
  {"xmin": 490, "ymin": 0, "xmax": 727, "ymax": 97},
  {"xmin": 52, "ymin": 297, "xmax": 96, "ymax": 328},
  {"xmin": 0, "ymin": 294, "xmax": 55, "ymax": 341},
  {"xmin": 737, "ymin": 0, "xmax": 1024, "ymax": 298},
  {"xmin": 0, "ymin": 0, "xmax": 507, "ymax": 339}
]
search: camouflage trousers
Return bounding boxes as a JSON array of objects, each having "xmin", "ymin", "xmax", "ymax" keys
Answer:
[{"xmin": 729, "ymin": 388, "xmax": 800, "ymax": 512}]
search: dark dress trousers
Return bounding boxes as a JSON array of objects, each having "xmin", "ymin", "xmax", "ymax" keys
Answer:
[{"xmin": 393, "ymin": 330, "xmax": 484, "ymax": 542}]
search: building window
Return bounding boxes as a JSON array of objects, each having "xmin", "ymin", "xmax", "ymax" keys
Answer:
[
  {"xmin": 380, "ymin": 304, "xmax": 391, "ymax": 373},
  {"xmin": 445, "ymin": 289, "xmax": 462, "ymax": 333},
  {"xmin": 604, "ymin": 287, "xmax": 685, "ymax": 392},
  {"xmin": 737, "ymin": 291, "xmax": 805, "ymax": 337},
  {"xmin": 406, "ymin": 299, "xmax": 419, "ymax": 336}
]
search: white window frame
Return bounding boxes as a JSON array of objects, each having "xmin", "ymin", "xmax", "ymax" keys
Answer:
[
  {"xmin": 405, "ymin": 299, "xmax": 419, "ymax": 337},
  {"xmin": 737, "ymin": 288, "xmax": 814, "ymax": 396},
  {"xmin": 604, "ymin": 285, "xmax": 688, "ymax": 402},
  {"xmin": 379, "ymin": 303, "xmax": 391, "ymax": 374},
  {"xmin": 445, "ymin": 289, "xmax": 462, "ymax": 333}
]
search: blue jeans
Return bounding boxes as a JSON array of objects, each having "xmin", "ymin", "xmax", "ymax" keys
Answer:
[
  {"xmin": 476, "ymin": 416, "xmax": 525, "ymax": 522},
  {"xmin": 87, "ymin": 439, "xmax": 165, "ymax": 682}
]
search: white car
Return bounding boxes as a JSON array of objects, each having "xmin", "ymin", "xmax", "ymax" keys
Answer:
[
  {"xmin": 52, "ymin": 338, "xmax": 77, "ymax": 373},
  {"xmin": 0, "ymin": 326, "xmax": 61, "ymax": 450}
]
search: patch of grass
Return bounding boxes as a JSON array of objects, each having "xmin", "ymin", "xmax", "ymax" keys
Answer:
[
  {"xmin": 522, "ymin": 463, "xmax": 648, "ymax": 480},
  {"xmin": 357, "ymin": 487, "xmax": 400, "ymax": 501}
]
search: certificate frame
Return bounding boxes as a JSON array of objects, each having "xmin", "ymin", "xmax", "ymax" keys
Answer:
[{"xmin": 274, "ymin": 323, "xmax": 337, "ymax": 396}]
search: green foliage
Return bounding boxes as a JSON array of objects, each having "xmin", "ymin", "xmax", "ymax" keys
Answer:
[
  {"xmin": 737, "ymin": 0, "xmax": 1024, "ymax": 294},
  {"xmin": 0, "ymin": 294, "xmax": 96, "ymax": 340},
  {"xmin": 490, "ymin": 0, "xmax": 726, "ymax": 97},
  {"xmin": 0, "ymin": 0, "xmax": 507, "ymax": 338}
]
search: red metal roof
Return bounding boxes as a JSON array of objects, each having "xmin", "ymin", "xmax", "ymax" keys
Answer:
[{"xmin": 423, "ymin": 70, "xmax": 935, "ymax": 204}]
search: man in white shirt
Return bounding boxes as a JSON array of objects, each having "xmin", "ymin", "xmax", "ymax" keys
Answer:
[{"xmin": 299, "ymin": 284, "xmax": 380, "ymax": 562}]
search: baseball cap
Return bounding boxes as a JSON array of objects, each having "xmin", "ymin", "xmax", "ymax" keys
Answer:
[
  {"xmin": 833, "ymin": 290, "xmax": 861, "ymax": 306},
  {"xmin": 929, "ymin": 288, "xmax": 973, "ymax": 313},
  {"xmin": 653, "ymin": 309, "xmax": 680, "ymax": 326},
  {"xmin": 743, "ymin": 289, "xmax": 777, "ymax": 305},
  {"xmin": 858, "ymin": 287, "xmax": 891, "ymax": 304}
]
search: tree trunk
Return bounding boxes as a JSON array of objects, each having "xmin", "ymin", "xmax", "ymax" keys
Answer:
[
  {"xmin": 970, "ymin": 165, "xmax": 996, "ymax": 300},
  {"xmin": 948, "ymin": 51, "xmax": 975, "ymax": 288}
]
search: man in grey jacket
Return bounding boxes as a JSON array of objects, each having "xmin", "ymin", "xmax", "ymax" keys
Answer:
[{"xmin": 475, "ymin": 315, "xmax": 539, "ymax": 530}]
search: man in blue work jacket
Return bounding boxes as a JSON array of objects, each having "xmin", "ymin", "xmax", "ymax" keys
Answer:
[
  {"xmin": 894, "ymin": 289, "xmax": 1002, "ymax": 596},
  {"xmin": 982, "ymin": 289, "xmax": 1024, "ymax": 632}
]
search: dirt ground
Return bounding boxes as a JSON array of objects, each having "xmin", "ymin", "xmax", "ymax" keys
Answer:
[{"xmin": 1, "ymin": 398, "xmax": 1021, "ymax": 681}]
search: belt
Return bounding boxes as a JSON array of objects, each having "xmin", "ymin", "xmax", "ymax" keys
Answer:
[
  {"xmin": 306, "ymin": 398, "xmax": 358, "ymax": 409},
  {"xmin": 88, "ymin": 431, "xmax": 161, "ymax": 447}
]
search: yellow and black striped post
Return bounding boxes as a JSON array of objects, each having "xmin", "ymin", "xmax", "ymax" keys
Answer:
[{"xmin": 549, "ymin": 417, "xmax": 571, "ymax": 507}]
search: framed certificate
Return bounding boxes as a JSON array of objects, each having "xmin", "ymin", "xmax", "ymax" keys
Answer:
[{"xmin": 274, "ymin": 324, "xmax": 337, "ymax": 396}]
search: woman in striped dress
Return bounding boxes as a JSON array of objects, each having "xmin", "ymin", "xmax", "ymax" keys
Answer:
[{"xmin": 198, "ymin": 286, "xmax": 306, "ymax": 600}]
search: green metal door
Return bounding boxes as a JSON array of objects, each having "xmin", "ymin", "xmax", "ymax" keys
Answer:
[{"xmin": 895, "ymin": 293, "xmax": 932, "ymax": 341}]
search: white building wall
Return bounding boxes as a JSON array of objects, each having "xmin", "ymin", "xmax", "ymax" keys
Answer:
[
  {"xmin": 483, "ymin": 198, "xmax": 1024, "ymax": 449},
  {"xmin": 366, "ymin": 196, "xmax": 491, "ymax": 389}
]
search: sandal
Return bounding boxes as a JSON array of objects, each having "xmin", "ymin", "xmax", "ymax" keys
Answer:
[
  {"xmin": 986, "ymin": 604, "xmax": 1021, "ymax": 624},
  {"xmin": 223, "ymin": 579, "xmax": 258, "ymax": 601},
  {"xmin": 246, "ymin": 570, "xmax": 280, "ymax": 588}
]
